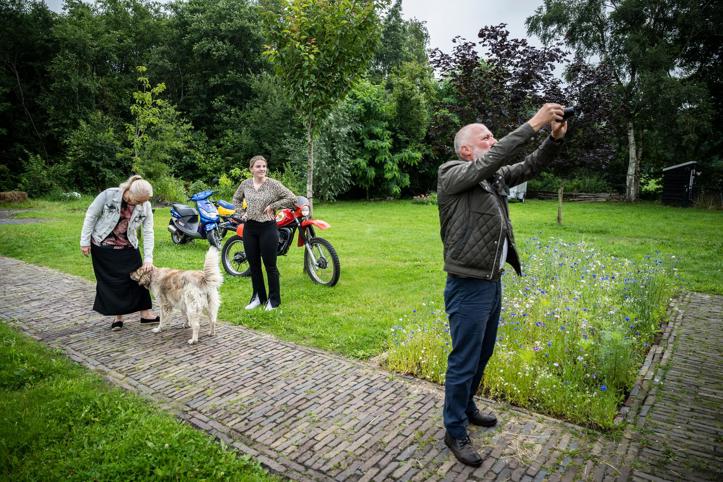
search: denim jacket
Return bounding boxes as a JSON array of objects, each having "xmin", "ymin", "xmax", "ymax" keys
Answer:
[{"xmin": 80, "ymin": 188, "xmax": 154, "ymax": 262}]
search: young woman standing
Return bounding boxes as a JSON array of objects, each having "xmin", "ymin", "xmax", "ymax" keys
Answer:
[{"xmin": 233, "ymin": 156, "xmax": 296, "ymax": 310}]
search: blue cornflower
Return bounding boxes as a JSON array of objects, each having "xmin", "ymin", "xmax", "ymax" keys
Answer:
[{"xmin": 600, "ymin": 384, "xmax": 607, "ymax": 392}]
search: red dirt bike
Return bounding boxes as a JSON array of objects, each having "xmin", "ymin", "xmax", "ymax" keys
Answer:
[{"xmin": 221, "ymin": 196, "xmax": 340, "ymax": 287}]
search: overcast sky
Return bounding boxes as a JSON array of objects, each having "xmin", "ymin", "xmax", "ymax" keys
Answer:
[
  {"xmin": 44, "ymin": 0, "xmax": 546, "ymax": 53},
  {"xmin": 43, "ymin": 0, "xmax": 549, "ymax": 56},
  {"xmin": 401, "ymin": 0, "xmax": 545, "ymax": 53}
]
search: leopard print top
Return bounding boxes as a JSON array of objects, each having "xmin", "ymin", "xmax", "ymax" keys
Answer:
[{"xmin": 232, "ymin": 178, "xmax": 296, "ymax": 222}]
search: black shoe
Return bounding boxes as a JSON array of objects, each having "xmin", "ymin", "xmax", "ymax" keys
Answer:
[
  {"xmin": 111, "ymin": 321, "xmax": 123, "ymax": 331},
  {"xmin": 140, "ymin": 316, "xmax": 160, "ymax": 324},
  {"xmin": 467, "ymin": 410, "xmax": 497, "ymax": 427},
  {"xmin": 444, "ymin": 432, "xmax": 483, "ymax": 467}
]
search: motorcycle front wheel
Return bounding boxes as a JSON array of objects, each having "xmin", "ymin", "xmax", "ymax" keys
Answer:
[
  {"xmin": 304, "ymin": 237, "xmax": 340, "ymax": 287},
  {"xmin": 221, "ymin": 235, "xmax": 250, "ymax": 276}
]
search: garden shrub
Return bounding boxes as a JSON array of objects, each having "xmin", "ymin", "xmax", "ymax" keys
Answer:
[
  {"xmin": 64, "ymin": 111, "xmax": 127, "ymax": 193},
  {"xmin": 187, "ymin": 180, "xmax": 212, "ymax": 196},
  {"xmin": 270, "ymin": 163, "xmax": 305, "ymax": 199},
  {"xmin": 151, "ymin": 175, "xmax": 186, "ymax": 203},
  {"xmin": 0, "ymin": 165, "xmax": 15, "ymax": 191},
  {"xmin": 411, "ymin": 192, "xmax": 437, "ymax": 205},
  {"xmin": 18, "ymin": 154, "xmax": 69, "ymax": 198},
  {"xmin": 215, "ymin": 167, "xmax": 251, "ymax": 201},
  {"xmin": 640, "ymin": 175, "xmax": 663, "ymax": 200}
]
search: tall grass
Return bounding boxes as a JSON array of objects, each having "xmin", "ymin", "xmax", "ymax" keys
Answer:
[{"xmin": 385, "ymin": 240, "xmax": 674, "ymax": 428}]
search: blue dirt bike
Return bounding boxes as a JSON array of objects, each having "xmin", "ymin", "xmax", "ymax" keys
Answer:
[{"xmin": 167, "ymin": 190, "xmax": 236, "ymax": 249}]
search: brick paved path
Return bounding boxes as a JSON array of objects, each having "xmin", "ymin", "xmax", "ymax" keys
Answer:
[
  {"xmin": 0, "ymin": 209, "xmax": 46, "ymax": 224},
  {"xmin": 1, "ymin": 257, "xmax": 720, "ymax": 481},
  {"xmin": 628, "ymin": 292, "xmax": 722, "ymax": 481}
]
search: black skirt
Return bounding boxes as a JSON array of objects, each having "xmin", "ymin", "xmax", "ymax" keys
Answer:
[{"xmin": 91, "ymin": 243, "xmax": 152, "ymax": 316}]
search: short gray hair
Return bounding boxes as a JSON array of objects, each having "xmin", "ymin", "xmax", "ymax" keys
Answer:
[
  {"xmin": 453, "ymin": 124, "xmax": 480, "ymax": 158},
  {"xmin": 119, "ymin": 174, "xmax": 153, "ymax": 200}
]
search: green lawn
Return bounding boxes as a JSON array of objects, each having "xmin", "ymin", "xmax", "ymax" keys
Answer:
[
  {"xmin": 1, "ymin": 198, "xmax": 721, "ymax": 360},
  {"xmin": 0, "ymin": 321, "xmax": 275, "ymax": 481}
]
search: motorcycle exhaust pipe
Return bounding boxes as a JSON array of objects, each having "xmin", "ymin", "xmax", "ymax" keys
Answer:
[{"xmin": 167, "ymin": 224, "xmax": 178, "ymax": 234}]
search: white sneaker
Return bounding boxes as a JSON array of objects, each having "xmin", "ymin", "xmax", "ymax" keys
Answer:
[
  {"xmin": 264, "ymin": 301, "xmax": 276, "ymax": 311},
  {"xmin": 245, "ymin": 295, "xmax": 261, "ymax": 310}
]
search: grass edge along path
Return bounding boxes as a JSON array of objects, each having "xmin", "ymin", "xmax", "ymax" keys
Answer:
[{"xmin": 0, "ymin": 321, "xmax": 276, "ymax": 482}]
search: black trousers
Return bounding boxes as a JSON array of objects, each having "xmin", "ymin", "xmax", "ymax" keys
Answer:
[{"xmin": 243, "ymin": 220, "xmax": 281, "ymax": 307}]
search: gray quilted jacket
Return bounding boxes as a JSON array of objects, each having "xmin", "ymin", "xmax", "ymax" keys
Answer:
[{"xmin": 437, "ymin": 123, "xmax": 562, "ymax": 280}]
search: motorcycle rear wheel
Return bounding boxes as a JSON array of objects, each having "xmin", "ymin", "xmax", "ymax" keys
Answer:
[
  {"xmin": 221, "ymin": 235, "xmax": 250, "ymax": 276},
  {"xmin": 171, "ymin": 228, "xmax": 190, "ymax": 245},
  {"xmin": 304, "ymin": 237, "xmax": 340, "ymax": 287}
]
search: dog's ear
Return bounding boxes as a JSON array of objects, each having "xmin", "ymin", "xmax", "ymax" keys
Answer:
[
  {"xmin": 130, "ymin": 268, "xmax": 152, "ymax": 287},
  {"xmin": 138, "ymin": 269, "xmax": 151, "ymax": 288}
]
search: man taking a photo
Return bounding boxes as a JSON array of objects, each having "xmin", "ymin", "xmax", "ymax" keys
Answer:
[{"xmin": 438, "ymin": 103, "xmax": 568, "ymax": 467}]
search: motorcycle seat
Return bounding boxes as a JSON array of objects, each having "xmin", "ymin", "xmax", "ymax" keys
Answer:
[
  {"xmin": 171, "ymin": 203, "xmax": 198, "ymax": 218},
  {"xmin": 217, "ymin": 199, "xmax": 235, "ymax": 210}
]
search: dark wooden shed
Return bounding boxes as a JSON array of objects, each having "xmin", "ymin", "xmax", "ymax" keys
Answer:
[{"xmin": 662, "ymin": 161, "xmax": 698, "ymax": 207}]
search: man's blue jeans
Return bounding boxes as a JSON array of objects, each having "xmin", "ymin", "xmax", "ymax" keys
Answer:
[{"xmin": 443, "ymin": 274, "xmax": 502, "ymax": 439}]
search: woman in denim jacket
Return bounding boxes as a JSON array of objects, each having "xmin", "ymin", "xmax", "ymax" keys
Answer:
[{"xmin": 80, "ymin": 174, "xmax": 158, "ymax": 331}]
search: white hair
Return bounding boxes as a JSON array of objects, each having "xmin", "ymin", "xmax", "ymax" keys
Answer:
[
  {"xmin": 453, "ymin": 124, "xmax": 482, "ymax": 158},
  {"xmin": 119, "ymin": 174, "xmax": 153, "ymax": 200}
]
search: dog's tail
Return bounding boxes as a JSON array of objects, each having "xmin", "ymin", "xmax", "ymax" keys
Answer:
[{"xmin": 203, "ymin": 246, "xmax": 223, "ymax": 288}]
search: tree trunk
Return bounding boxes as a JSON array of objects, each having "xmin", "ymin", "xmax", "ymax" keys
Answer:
[
  {"xmin": 625, "ymin": 121, "xmax": 639, "ymax": 202},
  {"xmin": 306, "ymin": 119, "xmax": 314, "ymax": 210},
  {"xmin": 635, "ymin": 130, "xmax": 643, "ymax": 197},
  {"xmin": 9, "ymin": 61, "xmax": 47, "ymax": 159}
]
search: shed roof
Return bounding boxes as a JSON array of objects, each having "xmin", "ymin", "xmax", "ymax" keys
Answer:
[{"xmin": 662, "ymin": 161, "xmax": 697, "ymax": 172}]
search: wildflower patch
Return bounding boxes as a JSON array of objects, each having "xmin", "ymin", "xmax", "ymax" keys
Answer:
[{"xmin": 386, "ymin": 239, "xmax": 675, "ymax": 429}]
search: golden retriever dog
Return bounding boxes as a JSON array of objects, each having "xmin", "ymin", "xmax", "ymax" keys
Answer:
[{"xmin": 131, "ymin": 247, "xmax": 222, "ymax": 344}]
